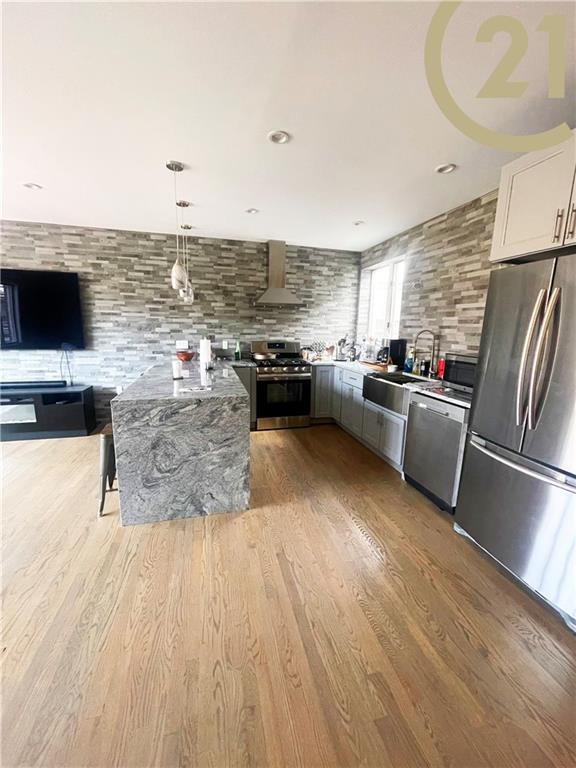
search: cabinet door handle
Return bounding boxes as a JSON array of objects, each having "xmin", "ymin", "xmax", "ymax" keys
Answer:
[
  {"xmin": 566, "ymin": 203, "xmax": 576, "ymax": 240},
  {"xmin": 553, "ymin": 208, "xmax": 565, "ymax": 242}
]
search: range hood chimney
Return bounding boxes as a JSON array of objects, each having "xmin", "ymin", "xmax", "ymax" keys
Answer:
[{"xmin": 255, "ymin": 240, "xmax": 302, "ymax": 306}]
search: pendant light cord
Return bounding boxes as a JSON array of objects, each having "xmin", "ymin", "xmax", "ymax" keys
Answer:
[{"xmin": 173, "ymin": 170, "xmax": 179, "ymax": 263}]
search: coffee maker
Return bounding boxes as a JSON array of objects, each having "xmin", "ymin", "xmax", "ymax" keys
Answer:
[{"xmin": 376, "ymin": 345, "xmax": 389, "ymax": 363}]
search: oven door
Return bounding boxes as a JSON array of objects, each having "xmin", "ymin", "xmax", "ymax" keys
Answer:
[{"xmin": 256, "ymin": 375, "xmax": 311, "ymax": 429}]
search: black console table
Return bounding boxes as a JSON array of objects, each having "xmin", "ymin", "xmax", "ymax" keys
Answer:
[{"xmin": 0, "ymin": 383, "xmax": 96, "ymax": 441}]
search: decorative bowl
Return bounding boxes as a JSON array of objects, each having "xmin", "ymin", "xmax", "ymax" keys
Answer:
[{"xmin": 176, "ymin": 350, "xmax": 195, "ymax": 362}]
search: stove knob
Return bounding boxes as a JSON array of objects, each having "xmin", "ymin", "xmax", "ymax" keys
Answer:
[{"xmin": 283, "ymin": 367, "xmax": 290, "ymax": 372}]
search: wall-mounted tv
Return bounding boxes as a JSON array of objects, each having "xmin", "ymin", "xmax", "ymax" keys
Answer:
[{"xmin": 0, "ymin": 269, "xmax": 85, "ymax": 350}]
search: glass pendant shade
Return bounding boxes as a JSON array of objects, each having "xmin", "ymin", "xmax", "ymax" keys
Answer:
[{"xmin": 171, "ymin": 257, "xmax": 188, "ymax": 291}]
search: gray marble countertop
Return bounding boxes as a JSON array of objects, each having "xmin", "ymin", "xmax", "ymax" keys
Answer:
[
  {"xmin": 113, "ymin": 361, "xmax": 248, "ymax": 403},
  {"xmin": 230, "ymin": 360, "xmax": 257, "ymax": 368}
]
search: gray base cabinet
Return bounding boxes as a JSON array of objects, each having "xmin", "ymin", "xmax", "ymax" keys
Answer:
[
  {"xmin": 362, "ymin": 399, "xmax": 405, "ymax": 468},
  {"xmin": 361, "ymin": 400, "xmax": 382, "ymax": 451},
  {"xmin": 378, "ymin": 409, "xmax": 405, "ymax": 467},
  {"xmin": 312, "ymin": 366, "xmax": 333, "ymax": 418},
  {"xmin": 341, "ymin": 384, "xmax": 364, "ymax": 436},
  {"xmin": 331, "ymin": 366, "xmax": 344, "ymax": 421}
]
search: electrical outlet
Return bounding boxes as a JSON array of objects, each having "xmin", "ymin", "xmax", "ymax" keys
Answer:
[
  {"xmin": 175, "ymin": 339, "xmax": 189, "ymax": 350},
  {"xmin": 222, "ymin": 339, "xmax": 229, "ymax": 349}
]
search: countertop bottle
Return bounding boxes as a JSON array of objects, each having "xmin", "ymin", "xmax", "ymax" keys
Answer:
[{"xmin": 234, "ymin": 340, "xmax": 241, "ymax": 361}]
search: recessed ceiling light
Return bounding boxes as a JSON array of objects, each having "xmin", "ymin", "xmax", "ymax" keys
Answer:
[
  {"xmin": 246, "ymin": 208, "xmax": 259, "ymax": 214},
  {"xmin": 353, "ymin": 220, "xmax": 365, "ymax": 226},
  {"xmin": 435, "ymin": 163, "xmax": 457, "ymax": 174},
  {"xmin": 23, "ymin": 182, "xmax": 43, "ymax": 190},
  {"xmin": 267, "ymin": 130, "xmax": 291, "ymax": 144}
]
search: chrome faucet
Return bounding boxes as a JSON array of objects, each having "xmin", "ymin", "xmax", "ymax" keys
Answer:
[{"xmin": 413, "ymin": 329, "xmax": 439, "ymax": 376}]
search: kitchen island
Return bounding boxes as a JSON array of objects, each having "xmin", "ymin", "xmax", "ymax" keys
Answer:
[{"xmin": 111, "ymin": 361, "xmax": 250, "ymax": 526}]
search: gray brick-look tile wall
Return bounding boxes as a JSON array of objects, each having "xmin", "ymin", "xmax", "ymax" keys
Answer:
[
  {"xmin": 1, "ymin": 220, "xmax": 360, "ymax": 419},
  {"xmin": 359, "ymin": 190, "xmax": 498, "ymax": 356}
]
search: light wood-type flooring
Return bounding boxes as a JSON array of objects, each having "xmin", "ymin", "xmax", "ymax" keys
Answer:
[{"xmin": 2, "ymin": 425, "xmax": 575, "ymax": 767}]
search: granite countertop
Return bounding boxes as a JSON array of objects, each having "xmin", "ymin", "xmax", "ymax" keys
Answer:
[
  {"xmin": 230, "ymin": 360, "xmax": 256, "ymax": 368},
  {"xmin": 113, "ymin": 361, "xmax": 248, "ymax": 403}
]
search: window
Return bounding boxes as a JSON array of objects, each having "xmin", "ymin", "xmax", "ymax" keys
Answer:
[{"xmin": 367, "ymin": 259, "xmax": 405, "ymax": 340}]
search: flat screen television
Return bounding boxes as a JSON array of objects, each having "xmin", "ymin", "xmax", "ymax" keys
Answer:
[{"xmin": 0, "ymin": 268, "xmax": 85, "ymax": 350}]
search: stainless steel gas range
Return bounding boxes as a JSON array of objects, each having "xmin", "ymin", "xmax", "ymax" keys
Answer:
[{"xmin": 251, "ymin": 341, "xmax": 311, "ymax": 430}]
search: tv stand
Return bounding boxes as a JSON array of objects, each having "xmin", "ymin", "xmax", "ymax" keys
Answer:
[{"xmin": 0, "ymin": 383, "xmax": 96, "ymax": 441}]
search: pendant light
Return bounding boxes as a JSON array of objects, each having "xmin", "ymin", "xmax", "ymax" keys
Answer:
[{"xmin": 166, "ymin": 161, "xmax": 189, "ymax": 293}]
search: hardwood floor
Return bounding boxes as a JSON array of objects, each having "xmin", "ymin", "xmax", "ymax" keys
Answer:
[{"xmin": 2, "ymin": 425, "xmax": 575, "ymax": 768}]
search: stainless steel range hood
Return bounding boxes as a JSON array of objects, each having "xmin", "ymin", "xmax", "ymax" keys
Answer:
[{"xmin": 255, "ymin": 240, "xmax": 302, "ymax": 306}]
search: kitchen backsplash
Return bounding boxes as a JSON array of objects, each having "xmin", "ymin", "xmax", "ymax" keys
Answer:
[
  {"xmin": 0, "ymin": 221, "xmax": 359, "ymax": 418},
  {"xmin": 359, "ymin": 190, "xmax": 498, "ymax": 356},
  {"xmin": 1, "ymin": 191, "xmax": 497, "ymax": 419}
]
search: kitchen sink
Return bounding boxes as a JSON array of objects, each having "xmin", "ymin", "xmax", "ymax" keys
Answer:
[
  {"xmin": 363, "ymin": 372, "xmax": 413, "ymax": 415},
  {"xmin": 369, "ymin": 372, "xmax": 415, "ymax": 386}
]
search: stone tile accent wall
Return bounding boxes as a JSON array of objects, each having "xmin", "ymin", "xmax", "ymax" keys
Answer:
[
  {"xmin": 0, "ymin": 220, "xmax": 359, "ymax": 419},
  {"xmin": 359, "ymin": 190, "xmax": 498, "ymax": 356}
]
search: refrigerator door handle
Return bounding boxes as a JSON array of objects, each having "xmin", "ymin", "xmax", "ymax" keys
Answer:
[
  {"xmin": 515, "ymin": 288, "xmax": 547, "ymax": 426},
  {"xmin": 470, "ymin": 439, "xmax": 576, "ymax": 495},
  {"xmin": 527, "ymin": 287, "xmax": 561, "ymax": 430}
]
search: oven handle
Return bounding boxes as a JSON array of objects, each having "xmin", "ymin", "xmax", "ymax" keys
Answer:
[{"xmin": 257, "ymin": 374, "xmax": 312, "ymax": 381}]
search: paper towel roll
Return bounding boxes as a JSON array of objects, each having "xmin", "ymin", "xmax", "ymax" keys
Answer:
[{"xmin": 199, "ymin": 338, "xmax": 212, "ymax": 369}]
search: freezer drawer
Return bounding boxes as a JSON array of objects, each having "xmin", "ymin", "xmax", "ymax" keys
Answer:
[
  {"xmin": 456, "ymin": 437, "xmax": 576, "ymax": 623},
  {"xmin": 403, "ymin": 394, "xmax": 467, "ymax": 509}
]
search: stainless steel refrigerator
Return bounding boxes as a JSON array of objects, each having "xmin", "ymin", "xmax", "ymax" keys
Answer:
[{"xmin": 455, "ymin": 252, "xmax": 576, "ymax": 631}]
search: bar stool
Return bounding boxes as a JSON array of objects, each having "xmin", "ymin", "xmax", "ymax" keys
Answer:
[{"xmin": 99, "ymin": 423, "xmax": 116, "ymax": 516}]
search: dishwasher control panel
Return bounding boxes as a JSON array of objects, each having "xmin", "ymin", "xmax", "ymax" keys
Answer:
[{"xmin": 409, "ymin": 390, "xmax": 469, "ymax": 425}]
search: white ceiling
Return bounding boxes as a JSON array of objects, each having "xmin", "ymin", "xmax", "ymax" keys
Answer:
[{"xmin": 3, "ymin": 1, "xmax": 575, "ymax": 251}]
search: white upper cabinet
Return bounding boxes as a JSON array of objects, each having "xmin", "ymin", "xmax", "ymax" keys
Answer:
[{"xmin": 491, "ymin": 131, "xmax": 576, "ymax": 263}]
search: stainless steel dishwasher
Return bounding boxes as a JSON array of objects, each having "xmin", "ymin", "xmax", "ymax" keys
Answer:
[{"xmin": 403, "ymin": 390, "xmax": 469, "ymax": 512}]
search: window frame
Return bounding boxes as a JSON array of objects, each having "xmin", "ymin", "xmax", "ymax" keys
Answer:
[{"xmin": 366, "ymin": 257, "xmax": 405, "ymax": 340}]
